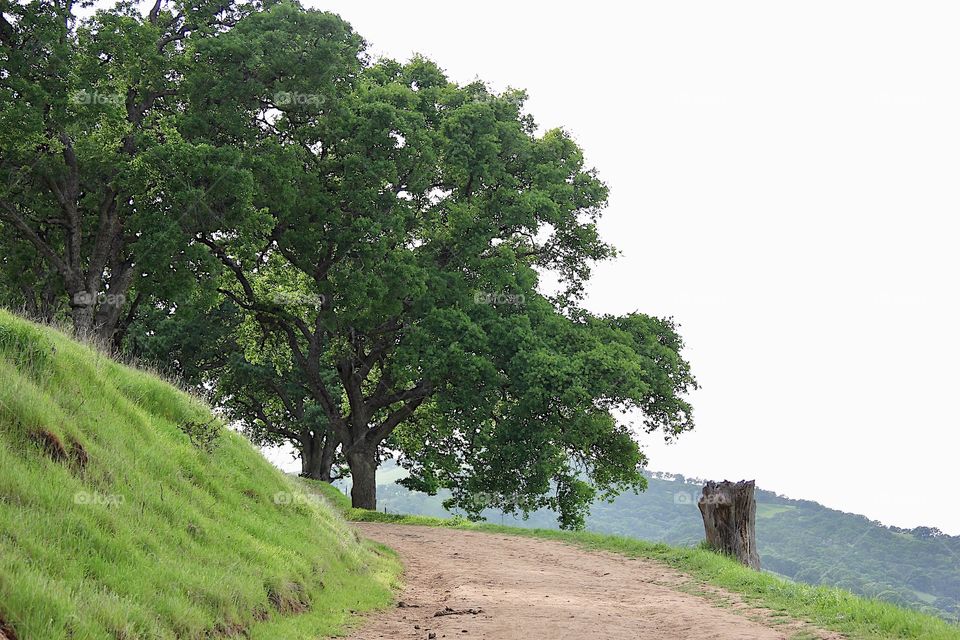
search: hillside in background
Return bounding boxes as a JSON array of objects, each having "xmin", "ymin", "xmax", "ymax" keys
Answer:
[
  {"xmin": 341, "ymin": 464, "xmax": 959, "ymax": 622},
  {"xmin": 0, "ymin": 312, "xmax": 397, "ymax": 640}
]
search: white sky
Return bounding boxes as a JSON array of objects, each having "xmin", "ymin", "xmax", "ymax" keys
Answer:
[{"xmin": 305, "ymin": 0, "xmax": 960, "ymax": 535}]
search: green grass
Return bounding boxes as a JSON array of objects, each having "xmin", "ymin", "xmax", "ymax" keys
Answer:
[
  {"xmin": 756, "ymin": 503, "xmax": 797, "ymax": 518},
  {"xmin": 0, "ymin": 310, "xmax": 400, "ymax": 640},
  {"xmin": 307, "ymin": 482, "xmax": 960, "ymax": 640}
]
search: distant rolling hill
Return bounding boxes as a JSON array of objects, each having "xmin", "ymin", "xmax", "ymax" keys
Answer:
[{"xmin": 338, "ymin": 466, "xmax": 960, "ymax": 622}]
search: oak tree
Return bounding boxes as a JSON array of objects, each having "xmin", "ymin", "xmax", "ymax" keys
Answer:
[{"xmin": 183, "ymin": 5, "xmax": 698, "ymax": 524}]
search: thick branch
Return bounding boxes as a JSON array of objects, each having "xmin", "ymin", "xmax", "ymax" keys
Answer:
[
  {"xmin": 197, "ymin": 235, "xmax": 257, "ymax": 302},
  {"xmin": 0, "ymin": 200, "xmax": 70, "ymax": 276},
  {"xmin": 368, "ymin": 378, "xmax": 431, "ymax": 412},
  {"xmin": 148, "ymin": 0, "xmax": 162, "ymax": 24},
  {"xmin": 86, "ymin": 188, "xmax": 120, "ymax": 292},
  {"xmin": 235, "ymin": 397, "xmax": 300, "ymax": 441},
  {"xmin": 362, "ymin": 392, "xmax": 430, "ymax": 449},
  {"xmin": 265, "ymin": 378, "xmax": 302, "ymax": 420}
]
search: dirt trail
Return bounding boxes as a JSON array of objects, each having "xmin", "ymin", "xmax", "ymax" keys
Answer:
[{"xmin": 345, "ymin": 523, "xmax": 843, "ymax": 640}]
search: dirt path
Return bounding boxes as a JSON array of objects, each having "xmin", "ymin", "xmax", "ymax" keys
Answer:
[{"xmin": 345, "ymin": 523, "xmax": 842, "ymax": 640}]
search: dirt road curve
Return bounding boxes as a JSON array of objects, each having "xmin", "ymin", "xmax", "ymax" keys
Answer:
[{"xmin": 345, "ymin": 523, "xmax": 841, "ymax": 640}]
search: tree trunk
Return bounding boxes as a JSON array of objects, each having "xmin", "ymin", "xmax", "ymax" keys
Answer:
[
  {"xmin": 698, "ymin": 480, "xmax": 761, "ymax": 570},
  {"xmin": 70, "ymin": 293, "xmax": 96, "ymax": 338},
  {"xmin": 319, "ymin": 434, "xmax": 337, "ymax": 481},
  {"xmin": 300, "ymin": 434, "xmax": 336, "ymax": 482},
  {"xmin": 300, "ymin": 442, "xmax": 328, "ymax": 481},
  {"xmin": 346, "ymin": 449, "xmax": 377, "ymax": 511}
]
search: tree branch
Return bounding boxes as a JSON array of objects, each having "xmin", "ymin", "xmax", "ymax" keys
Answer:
[
  {"xmin": 0, "ymin": 200, "xmax": 70, "ymax": 276},
  {"xmin": 148, "ymin": 0, "xmax": 162, "ymax": 24},
  {"xmin": 368, "ymin": 378, "xmax": 431, "ymax": 412},
  {"xmin": 362, "ymin": 391, "xmax": 431, "ymax": 450},
  {"xmin": 234, "ymin": 397, "xmax": 300, "ymax": 441}
]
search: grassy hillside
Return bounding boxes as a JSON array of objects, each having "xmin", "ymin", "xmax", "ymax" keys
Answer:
[
  {"xmin": 0, "ymin": 310, "xmax": 399, "ymax": 640},
  {"xmin": 358, "ymin": 465, "xmax": 960, "ymax": 622},
  {"xmin": 309, "ymin": 482, "xmax": 960, "ymax": 640}
]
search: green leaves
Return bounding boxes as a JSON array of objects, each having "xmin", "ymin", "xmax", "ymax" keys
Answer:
[
  {"xmin": 184, "ymin": 24, "xmax": 698, "ymax": 518},
  {"xmin": 0, "ymin": 1, "xmax": 700, "ymax": 524},
  {"xmin": 0, "ymin": 0, "xmax": 267, "ymax": 343},
  {"xmin": 396, "ymin": 301, "xmax": 686, "ymax": 528}
]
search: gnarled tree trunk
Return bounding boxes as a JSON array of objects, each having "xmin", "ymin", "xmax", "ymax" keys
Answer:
[
  {"xmin": 300, "ymin": 432, "xmax": 337, "ymax": 482},
  {"xmin": 698, "ymin": 480, "xmax": 761, "ymax": 570},
  {"xmin": 347, "ymin": 449, "xmax": 377, "ymax": 511}
]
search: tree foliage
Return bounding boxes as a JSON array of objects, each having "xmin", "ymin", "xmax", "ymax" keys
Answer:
[
  {"xmin": 0, "ymin": 0, "xmax": 253, "ymax": 343},
  {"xmin": 2, "ymin": 0, "xmax": 698, "ymax": 528}
]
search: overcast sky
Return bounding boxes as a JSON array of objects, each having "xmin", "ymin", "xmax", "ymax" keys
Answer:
[{"xmin": 292, "ymin": 0, "xmax": 960, "ymax": 535}]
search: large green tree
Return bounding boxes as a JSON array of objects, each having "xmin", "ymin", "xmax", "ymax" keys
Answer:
[
  {"xmin": 121, "ymin": 1, "xmax": 365, "ymax": 480},
  {"xmin": 175, "ymin": 4, "xmax": 698, "ymax": 525},
  {"xmin": 0, "ymin": 0, "xmax": 251, "ymax": 345}
]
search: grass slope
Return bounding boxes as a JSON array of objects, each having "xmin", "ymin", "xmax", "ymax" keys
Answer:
[
  {"xmin": 0, "ymin": 310, "xmax": 399, "ymax": 640},
  {"xmin": 307, "ymin": 482, "xmax": 960, "ymax": 640}
]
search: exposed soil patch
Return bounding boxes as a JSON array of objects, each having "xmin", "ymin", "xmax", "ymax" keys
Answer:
[
  {"xmin": 0, "ymin": 615, "xmax": 17, "ymax": 640},
  {"xmin": 345, "ymin": 523, "xmax": 845, "ymax": 640},
  {"xmin": 31, "ymin": 428, "xmax": 67, "ymax": 462},
  {"xmin": 69, "ymin": 439, "xmax": 89, "ymax": 471},
  {"xmin": 30, "ymin": 429, "xmax": 89, "ymax": 473}
]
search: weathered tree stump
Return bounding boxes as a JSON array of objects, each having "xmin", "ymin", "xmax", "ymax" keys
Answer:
[{"xmin": 698, "ymin": 480, "xmax": 761, "ymax": 570}]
